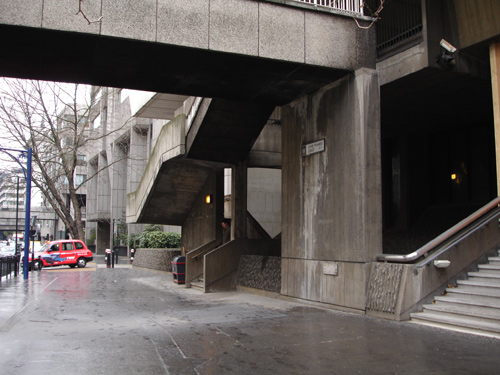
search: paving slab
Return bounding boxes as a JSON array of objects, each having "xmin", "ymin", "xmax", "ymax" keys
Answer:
[{"xmin": 1, "ymin": 263, "xmax": 500, "ymax": 375}]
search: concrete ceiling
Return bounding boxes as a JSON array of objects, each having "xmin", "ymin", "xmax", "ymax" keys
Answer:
[{"xmin": 131, "ymin": 92, "xmax": 189, "ymax": 120}]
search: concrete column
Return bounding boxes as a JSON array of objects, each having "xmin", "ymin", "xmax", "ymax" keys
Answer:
[
  {"xmin": 216, "ymin": 168, "xmax": 224, "ymax": 245},
  {"xmin": 490, "ymin": 43, "xmax": 500, "ymax": 195},
  {"xmin": 128, "ymin": 127, "xmax": 148, "ymax": 193},
  {"xmin": 281, "ymin": 69, "xmax": 381, "ymax": 311},
  {"xmin": 97, "ymin": 153, "xmax": 110, "ymax": 216},
  {"xmin": 231, "ymin": 162, "xmax": 248, "ymax": 240}
]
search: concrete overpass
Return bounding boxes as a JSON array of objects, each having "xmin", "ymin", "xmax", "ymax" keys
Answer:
[
  {"xmin": 0, "ymin": 0, "xmax": 385, "ymax": 314},
  {"xmin": 0, "ymin": 0, "xmax": 374, "ymax": 104}
]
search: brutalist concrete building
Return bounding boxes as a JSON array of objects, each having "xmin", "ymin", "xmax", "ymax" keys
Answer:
[{"xmin": 1, "ymin": 0, "xmax": 500, "ymax": 332}]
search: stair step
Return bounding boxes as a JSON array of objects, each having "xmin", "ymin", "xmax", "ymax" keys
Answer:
[
  {"xmin": 468, "ymin": 272, "xmax": 500, "ymax": 280},
  {"xmin": 446, "ymin": 286, "xmax": 500, "ymax": 298},
  {"xmin": 434, "ymin": 293, "xmax": 500, "ymax": 309},
  {"xmin": 410, "ymin": 311, "xmax": 500, "ymax": 333},
  {"xmin": 189, "ymin": 274, "xmax": 204, "ymax": 290},
  {"xmin": 478, "ymin": 264, "xmax": 500, "ymax": 271},
  {"xmin": 422, "ymin": 301, "xmax": 500, "ymax": 320},
  {"xmin": 458, "ymin": 279, "xmax": 500, "ymax": 289},
  {"xmin": 190, "ymin": 281, "xmax": 204, "ymax": 290},
  {"xmin": 489, "ymin": 257, "xmax": 500, "ymax": 262}
]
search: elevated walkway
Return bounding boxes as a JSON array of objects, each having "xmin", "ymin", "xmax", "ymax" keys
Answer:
[
  {"xmin": 0, "ymin": 0, "xmax": 374, "ymax": 106},
  {"xmin": 126, "ymin": 97, "xmax": 276, "ymax": 224}
]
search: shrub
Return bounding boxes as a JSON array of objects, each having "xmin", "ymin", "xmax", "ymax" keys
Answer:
[{"xmin": 138, "ymin": 231, "xmax": 181, "ymax": 249}]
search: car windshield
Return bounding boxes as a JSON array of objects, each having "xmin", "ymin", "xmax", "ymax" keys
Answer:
[{"xmin": 38, "ymin": 243, "xmax": 51, "ymax": 252}]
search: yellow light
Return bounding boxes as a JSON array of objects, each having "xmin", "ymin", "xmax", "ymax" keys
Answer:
[
  {"xmin": 451, "ymin": 174, "xmax": 457, "ymax": 180},
  {"xmin": 205, "ymin": 194, "xmax": 212, "ymax": 204}
]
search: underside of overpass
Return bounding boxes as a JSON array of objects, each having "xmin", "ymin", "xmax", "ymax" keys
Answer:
[
  {"xmin": 0, "ymin": 24, "xmax": 352, "ymax": 106},
  {"xmin": 0, "ymin": 20, "xmax": 361, "ymax": 225}
]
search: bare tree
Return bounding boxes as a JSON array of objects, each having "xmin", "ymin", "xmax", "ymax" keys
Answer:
[{"xmin": 0, "ymin": 79, "xmax": 128, "ymax": 240}]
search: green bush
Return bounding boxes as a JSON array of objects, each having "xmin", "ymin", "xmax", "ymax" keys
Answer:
[{"xmin": 137, "ymin": 231, "xmax": 181, "ymax": 249}]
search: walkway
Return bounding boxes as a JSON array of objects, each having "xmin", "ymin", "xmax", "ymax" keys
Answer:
[{"xmin": 1, "ymin": 262, "xmax": 499, "ymax": 374}]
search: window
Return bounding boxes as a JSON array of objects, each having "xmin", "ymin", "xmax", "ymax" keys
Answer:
[
  {"xmin": 75, "ymin": 174, "xmax": 87, "ymax": 186},
  {"xmin": 77, "ymin": 154, "xmax": 87, "ymax": 166},
  {"xmin": 75, "ymin": 242, "xmax": 84, "ymax": 250},
  {"xmin": 62, "ymin": 242, "xmax": 74, "ymax": 251}
]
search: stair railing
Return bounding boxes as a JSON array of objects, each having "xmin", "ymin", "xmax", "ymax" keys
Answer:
[
  {"xmin": 185, "ymin": 239, "xmax": 219, "ymax": 287},
  {"xmin": 377, "ymin": 196, "xmax": 500, "ymax": 265}
]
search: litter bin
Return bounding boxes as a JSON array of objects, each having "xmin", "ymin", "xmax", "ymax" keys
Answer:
[{"xmin": 171, "ymin": 255, "xmax": 186, "ymax": 284}]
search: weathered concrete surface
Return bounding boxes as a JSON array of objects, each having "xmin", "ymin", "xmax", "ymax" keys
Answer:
[
  {"xmin": 133, "ymin": 248, "xmax": 181, "ymax": 273},
  {"xmin": 281, "ymin": 69, "xmax": 381, "ymax": 311},
  {"xmin": 1, "ymin": 265, "xmax": 500, "ymax": 374},
  {"xmin": 0, "ymin": 0, "xmax": 375, "ymax": 105}
]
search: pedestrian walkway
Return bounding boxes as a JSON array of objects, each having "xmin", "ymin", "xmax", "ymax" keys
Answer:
[{"xmin": 1, "ymin": 262, "xmax": 499, "ymax": 374}]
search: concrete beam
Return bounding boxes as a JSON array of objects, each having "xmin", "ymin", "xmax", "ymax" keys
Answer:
[{"xmin": 0, "ymin": 0, "xmax": 375, "ymax": 105}]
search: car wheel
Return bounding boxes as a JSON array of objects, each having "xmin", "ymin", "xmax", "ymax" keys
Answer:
[
  {"xmin": 69, "ymin": 264, "xmax": 76, "ymax": 268},
  {"xmin": 77, "ymin": 257, "xmax": 87, "ymax": 268}
]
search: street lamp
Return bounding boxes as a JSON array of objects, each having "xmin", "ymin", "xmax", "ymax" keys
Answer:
[{"xmin": 0, "ymin": 147, "xmax": 32, "ymax": 279}]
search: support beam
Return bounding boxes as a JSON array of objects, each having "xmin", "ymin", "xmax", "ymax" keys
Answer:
[
  {"xmin": 231, "ymin": 162, "xmax": 248, "ymax": 240},
  {"xmin": 491, "ymin": 42, "xmax": 500, "ymax": 195}
]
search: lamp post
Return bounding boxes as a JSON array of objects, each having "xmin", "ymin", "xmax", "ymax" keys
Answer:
[
  {"xmin": 0, "ymin": 147, "xmax": 32, "ymax": 280},
  {"xmin": 15, "ymin": 176, "xmax": 19, "ymax": 255}
]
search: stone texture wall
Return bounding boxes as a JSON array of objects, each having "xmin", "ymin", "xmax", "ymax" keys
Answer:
[
  {"xmin": 133, "ymin": 248, "xmax": 181, "ymax": 272},
  {"xmin": 237, "ymin": 255, "xmax": 281, "ymax": 293}
]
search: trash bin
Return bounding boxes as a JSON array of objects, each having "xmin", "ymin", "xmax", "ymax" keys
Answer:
[{"xmin": 171, "ymin": 255, "xmax": 186, "ymax": 284}]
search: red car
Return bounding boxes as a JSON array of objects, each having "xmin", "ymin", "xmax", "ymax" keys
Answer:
[{"xmin": 24, "ymin": 239, "xmax": 94, "ymax": 270}]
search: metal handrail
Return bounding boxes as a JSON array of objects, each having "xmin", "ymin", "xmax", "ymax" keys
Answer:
[
  {"xmin": 260, "ymin": 0, "xmax": 364, "ymax": 16},
  {"xmin": 376, "ymin": 196, "xmax": 500, "ymax": 263},
  {"xmin": 294, "ymin": 0, "xmax": 362, "ymax": 14}
]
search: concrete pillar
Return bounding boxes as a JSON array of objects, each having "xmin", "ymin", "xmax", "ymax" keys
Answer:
[
  {"xmin": 216, "ymin": 168, "xmax": 224, "ymax": 245},
  {"xmin": 281, "ymin": 69, "xmax": 381, "ymax": 311},
  {"xmin": 97, "ymin": 152, "xmax": 110, "ymax": 216},
  {"xmin": 231, "ymin": 162, "xmax": 247, "ymax": 240},
  {"xmin": 490, "ymin": 42, "xmax": 500, "ymax": 195}
]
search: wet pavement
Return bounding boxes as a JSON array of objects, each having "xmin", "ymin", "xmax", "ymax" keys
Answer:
[{"xmin": 1, "ymin": 261, "xmax": 500, "ymax": 375}]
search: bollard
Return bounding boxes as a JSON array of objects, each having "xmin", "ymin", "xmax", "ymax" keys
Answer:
[
  {"xmin": 106, "ymin": 249, "xmax": 111, "ymax": 268},
  {"xmin": 36, "ymin": 256, "xmax": 42, "ymax": 271},
  {"xmin": 130, "ymin": 248, "xmax": 134, "ymax": 264}
]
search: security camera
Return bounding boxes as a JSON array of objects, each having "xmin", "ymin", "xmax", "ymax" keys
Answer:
[{"xmin": 440, "ymin": 39, "xmax": 457, "ymax": 53}]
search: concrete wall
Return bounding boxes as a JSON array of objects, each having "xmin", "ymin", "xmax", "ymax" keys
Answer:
[
  {"xmin": 281, "ymin": 69, "xmax": 381, "ymax": 311},
  {"xmin": 182, "ymin": 170, "xmax": 223, "ymax": 253},
  {"xmin": 133, "ymin": 248, "xmax": 181, "ymax": 272},
  {"xmin": 248, "ymin": 168, "xmax": 282, "ymax": 238},
  {"xmin": 237, "ymin": 255, "xmax": 281, "ymax": 293},
  {"xmin": 452, "ymin": 0, "xmax": 500, "ymax": 49}
]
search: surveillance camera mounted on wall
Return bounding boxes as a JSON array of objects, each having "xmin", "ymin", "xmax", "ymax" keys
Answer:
[{"xmin": 440, "ymin": 39, "xmax": 457, "ymax": 54}]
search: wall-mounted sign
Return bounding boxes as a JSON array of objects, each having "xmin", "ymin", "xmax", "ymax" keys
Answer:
[
  {"xmin": 302, "ymin": 139, "xmax": 325, "ymax": 157},
  {"xmin": 323, "ymin": 262, "xmax": 338, "ymax": 276}
]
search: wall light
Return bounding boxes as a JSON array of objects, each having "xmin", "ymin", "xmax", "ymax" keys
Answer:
[
  {"xmin": 205, "ymin": 194, "xmax": 212, "ymax": 204},
  {"xmin": 434, "ymin": 260, "xmax": 451, "ymax": 268},
  {"xmin": 451, "ymin": 173, "xmax": 457, "ymax": 180}
]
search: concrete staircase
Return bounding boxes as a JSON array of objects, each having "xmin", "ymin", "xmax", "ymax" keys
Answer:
[
  {"xmin": 410, "ymin": 250, "xmax": 500, "ymax": 338},
  {"xmin": 190, "ymin": 275, "xmax": 204, "ymax": 291}
]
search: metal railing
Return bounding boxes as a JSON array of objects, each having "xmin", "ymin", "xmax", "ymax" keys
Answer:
[
  {"xmin": 0, "ymin": 254, "xmax": 20, "ymax": 280},
  {"xmin": 377, "ymin": 197, "xmax": 500, "ymax": 264},
  {"xmin": 363, "ymin": 0, "xmax": 423, "ymax": 57},
  {"xmin": 292, "ymin": 0, "xmax": 363, "ymax": 14}
]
